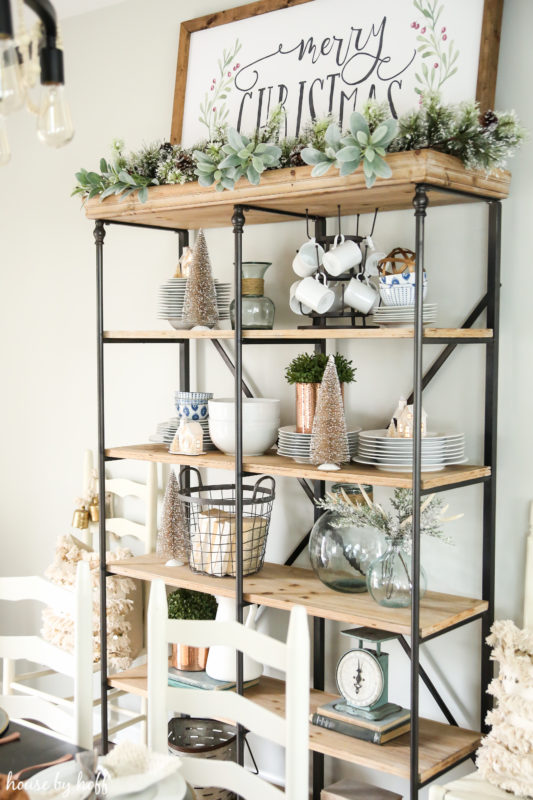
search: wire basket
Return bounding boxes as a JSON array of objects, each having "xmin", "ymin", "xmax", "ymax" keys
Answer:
[{"xmin": 177, "ymin": 467, "xmax": 275, "ymax": 577}]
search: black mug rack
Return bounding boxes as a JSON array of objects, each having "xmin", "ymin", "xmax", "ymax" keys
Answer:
[{"xmin": 296, "ymin": 206, "xmax": 380, "ymax": 329}]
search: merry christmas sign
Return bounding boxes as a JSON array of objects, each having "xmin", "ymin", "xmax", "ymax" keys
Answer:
[{"xmin": 172, "ymin": 0, "xmax": 500, "ymax": 146}]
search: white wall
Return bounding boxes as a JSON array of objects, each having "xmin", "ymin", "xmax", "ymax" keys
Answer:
[{"xmin": 0, "ymin": 0, "xmax": 532, "ymax": 795}]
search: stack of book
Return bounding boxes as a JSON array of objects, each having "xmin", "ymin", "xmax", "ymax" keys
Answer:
[
  {"xmin": 168, "ymin": 666, "xmax": 259, "ymax": 691},
  {"xmin": 311, "ymin": 700, "xmax": 410, "ymax": 745}
]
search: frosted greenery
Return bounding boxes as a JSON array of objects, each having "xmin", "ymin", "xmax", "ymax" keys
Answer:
[
  {"xmin": 72, "ymin": 94, "xmax": 525, "ymax": 202},
  {"xmin": 316, "ymin": 485, "xmax": 461, "ymax": 551}
]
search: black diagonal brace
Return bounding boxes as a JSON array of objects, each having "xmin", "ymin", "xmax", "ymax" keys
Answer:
[{"xmin": 407, "ymin": 294, "xmax": 488, "ymax": 403}]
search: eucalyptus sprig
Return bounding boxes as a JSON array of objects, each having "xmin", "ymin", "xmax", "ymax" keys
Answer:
[{"xmin": 316, "ymin": 485, "xmax": 461, "ymax": 548}]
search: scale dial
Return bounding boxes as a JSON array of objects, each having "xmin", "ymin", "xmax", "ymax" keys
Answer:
[{"xmin": 336, "ymin": 648, "xmax": 384, "ymax": 709}]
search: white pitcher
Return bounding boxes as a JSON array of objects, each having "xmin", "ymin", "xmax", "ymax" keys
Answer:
[{"xmin": 205, "ymin": 596, "xmax": 263, "ymax": 682}]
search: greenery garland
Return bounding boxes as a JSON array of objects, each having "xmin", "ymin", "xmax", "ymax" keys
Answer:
[{"xmin": 72, "ymin": 94, "xmax": 525, "ymax": 203}]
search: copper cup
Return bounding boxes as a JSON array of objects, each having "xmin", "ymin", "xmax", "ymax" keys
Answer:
[
  {"xmin": 295, "ymin": 383, "xmax": 319, "ymax": 433},
  {"xmin": 295, "ymin": 382, "xmax": 345, "ymax": 433},
  {"xmin": 171, "ymin": 644, "xmax": 209, "ymax": 671}
]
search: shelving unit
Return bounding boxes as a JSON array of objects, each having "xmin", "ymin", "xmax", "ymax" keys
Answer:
[
  {"xmin": 106, "ymin": 669, "xmax": 481, "ymax": 786},
  {"xmin": 89, "ymin": 153, "xmax": 508, "ymax": 800}
]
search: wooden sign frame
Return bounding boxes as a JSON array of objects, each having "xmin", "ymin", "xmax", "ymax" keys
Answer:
[{"xmin": 170, "ymin": 0, "xmax": 503, "ymax": 144}]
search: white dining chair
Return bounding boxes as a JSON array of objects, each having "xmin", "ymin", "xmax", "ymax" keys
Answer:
[
  {"xmin": 147, "ymin": 578, "xmax": 309, "ymax": 800},
  {"xmin": 3, "ymin": 450, "xmax": 165, "ymax": 745},
  {"xmin": 0, "ymin": 561, "xmax": 93, "ymax": 749}
]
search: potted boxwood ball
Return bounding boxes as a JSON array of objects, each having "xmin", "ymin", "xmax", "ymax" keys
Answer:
[
  {"xmin": 285, "ymin": 352, "xmax": 356, "ymax": 433},
  {"xmin": 168, "ymin": 588, "xmax": 218, "ymax": 671}
]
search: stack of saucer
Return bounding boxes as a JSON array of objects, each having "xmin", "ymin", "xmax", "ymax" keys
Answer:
[
  {"xmin": 353, "ymin": 429, "xmax": 466, "ymax": 472},
  {"xmin": 277, "ymin": 425, "xmax": 361, "ymax": 464},
  {"xmin": 157, "ymin": 278, "xmax": 231, "ymax": 329},
  {"xmin": 371, "ymin": 303, "xmax": 437, "ymax": 328},
  {"xmin": 149, "ymin": 417, "xmax": 217, "ymax": 451}
]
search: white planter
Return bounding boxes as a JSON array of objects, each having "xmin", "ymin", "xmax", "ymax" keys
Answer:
[{"xmin": 206, "ymin": 597, "xmax": 263, "ymax": 682}]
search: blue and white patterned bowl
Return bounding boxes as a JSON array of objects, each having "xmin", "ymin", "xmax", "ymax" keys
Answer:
[
  {"xmin": 379, "ymin": 271, "xmax": 427, "ymax": 306},
  {"xmin": 175, "ymin": 392, "xmax": 213, "ymax": 420}
]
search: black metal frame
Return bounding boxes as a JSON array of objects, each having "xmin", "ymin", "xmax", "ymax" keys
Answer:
[{"xmin": 93, "ymin": 181, "xmax": 501, "ymax": 798}]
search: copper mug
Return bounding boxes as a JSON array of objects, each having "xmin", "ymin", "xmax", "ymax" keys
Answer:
[{"xmin": 172, "ymin": 643, "xmax": 209, "ymax": 672}]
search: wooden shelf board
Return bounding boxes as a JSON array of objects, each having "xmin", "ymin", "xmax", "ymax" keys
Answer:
[
  {"xmin": 107, "ymin": 556, "xmax": 487, "ymax": 639},
  {"xmin": 104, "ymin": 328, "xmax": 493, "ymax": 341},
  {"xmin": 85, "ymin": 151, "xmax": 509, "ymax": 231},
  {"xmin": 105, "ymin": 443, "xmax": 491, "ymax": 491},
  {"xmin": 107, "ymin": 670, "xmax": 480, "ymax": 783}
]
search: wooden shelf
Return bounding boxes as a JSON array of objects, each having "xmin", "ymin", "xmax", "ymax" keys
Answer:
[
  {"xmin": 104, "ymin": 328, "xmax": 493, "ymax": 341},
  {"xmin": 107, "ymin": 669, "xmax": 480, "ymax": 783},
  {"xmin": 85, "ymin": 151, "xmax": 510, "ymax": 231},
  {"xmin": 105, "ymin": 443, "xmax": 490, "ymax": 491},
  {"xmin": 107, "ymin": 556, "xmax": 487, "ymax": 639}
]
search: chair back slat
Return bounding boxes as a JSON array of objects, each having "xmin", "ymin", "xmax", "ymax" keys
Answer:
[
  {"xmin": 0, "ymin": 695, "xmax": 75, "ymax": 739},
  {"xmin": 0, "ymin": 576, "xmax": 72, "ymax": 610},
  {"xmin": 167, "ymin": 686, "xmax": 285, "ymax": 746},
  {"xmin": 167, "ymin": 618, "xmax": 287, "ymax": 672},
  {"xmin": 180, "ymin": 757, "xmax": 285, "ymax": 800}
]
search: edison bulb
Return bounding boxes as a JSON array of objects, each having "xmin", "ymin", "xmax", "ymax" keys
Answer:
[
  {"xmin": 0, "ymin": 115, "xmax": 10, "ymax": 165},
  {"xmin": 0, "ymin": 40, "xmax": 24, "ymax": 114},
  {"xmin": 37, "ymin": 84, "xmax": 74, "ymax": 147}
]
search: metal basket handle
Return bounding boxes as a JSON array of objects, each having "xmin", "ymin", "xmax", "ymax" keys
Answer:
[
  {"xmin": 178, "ymin": 466, "xmax": 203, "ymax": 491},
  {"xmin": 251, "ymin": 474, "xmax": 275, "ymax": 502}
]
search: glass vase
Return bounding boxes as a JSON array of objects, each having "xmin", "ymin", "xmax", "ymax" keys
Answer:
[
  {"xmin": 366, "ymin": 537, "xmax": 427, "ymax": 608},
  {"xmin": 230, "ymin": 262, "xmax": 275, "ymax": 330},
  {"xmin": 309, "ymin": 511, "xmax": 384, "ymax": 593}
]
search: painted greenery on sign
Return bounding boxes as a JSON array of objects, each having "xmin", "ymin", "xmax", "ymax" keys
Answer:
[{"xmin": 412, "ymin": 0, "xmax": 459, "ymax": 96}]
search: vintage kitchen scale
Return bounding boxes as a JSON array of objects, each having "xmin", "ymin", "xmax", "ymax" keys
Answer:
[{"xmin": 332, "ymin": 627, "xmax": 408, "ymax": 723}]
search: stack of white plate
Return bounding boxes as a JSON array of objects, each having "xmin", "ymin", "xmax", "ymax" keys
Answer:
[
  {"xmin": 149, "ymin": 417, "xmax": 216, "ymax": 451},
  {"xmin": 277, "ymin": 425, "xmax": 361, "ymax": 464},
  {"xmin": 354, "ymin": 429, "xmax": 466, "ymax": 472},
  {"xmin": 371, "ymin": 303, "xmax": 437, "ymax": 328},
  {"xmin": 157, "ymin": 278, "xmax": 232, "ymax": 329}
]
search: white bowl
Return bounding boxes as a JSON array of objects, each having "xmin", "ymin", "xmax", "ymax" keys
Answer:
[
  {"xmin": 208, "ymin": 399, "xmax": 280, "ymax": 456},
  {"xmin": 208, "ymin": 398, "xmax": 280, "ymax": 423}
]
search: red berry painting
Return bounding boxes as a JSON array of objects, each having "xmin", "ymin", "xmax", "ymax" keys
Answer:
[
  {"xmin": 198, "ymin": 39, "xmax": 242, "ymax": 139},
  {"xmin": 411, "ymin": 0, "xmax": 459, "ymax": 96}
]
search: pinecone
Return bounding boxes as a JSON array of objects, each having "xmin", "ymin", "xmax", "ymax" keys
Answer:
[
  {"xmin": 289, "ymin": 143, "xmax": 307, "ymax": 167},
  {"xmin": 482, "ymin": 110, "xmax": 499, "ymax": 128},
  {"xmin": 175, "ymin": 151, "xmax": 196, "ymax": 174},
  {"xmin": 159, "ymin": 142, "xmax": 174, "ymax": 153}
]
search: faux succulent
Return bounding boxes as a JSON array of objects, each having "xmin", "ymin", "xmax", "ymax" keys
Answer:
[
  {"xmin": 194, "ymin": 127, "xmax": 281, "ymax": 191},
  {"xmin": 302, "ymin": 112, "xmax": 398, "ymax": 188},
  {"xmin": 300, "ymin": 122, "xmax": 343, "ymax": 177}
]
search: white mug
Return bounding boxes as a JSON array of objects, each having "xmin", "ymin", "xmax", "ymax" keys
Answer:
[
  {"xmin": 292, "ymin": 237, "xmax": 324, "ymax": 277},
  {"xmin": 329, "ymin": 282, "xmax": 346, "ymax": 314},
  {"xmin": 289, "ymin": 280, "xmax": 312, "ymax": 315},
  {"xmin": 295, "ymin": 273, "xmax": 335, "ymax": 315},
  {"xmin": 323, "ymin": 235, "xmax": 362, "ymax": 277},
  {"xmin": 344, "ymin": 275, "xmax": 378, "ymax": 314}
]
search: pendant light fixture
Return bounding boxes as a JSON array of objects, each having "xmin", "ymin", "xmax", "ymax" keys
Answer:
[{"xmin": 0, "ymin": 0, "xmax": 73, "ymax": 164}]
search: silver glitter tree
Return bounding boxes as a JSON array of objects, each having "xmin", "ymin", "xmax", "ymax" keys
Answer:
[
  {"xmin": 156, "ymin": 471, "xmax": 189, "ymax": 564},
  {"xmin": 310, "ymin": 354, "xmax": 350, "ymax": 470},
  {"xmin": 182, "ymin": 229, "xmax": 219, "ymax": 327}
]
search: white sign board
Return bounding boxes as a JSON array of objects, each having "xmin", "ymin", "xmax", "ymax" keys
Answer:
[{"xmin": 179, "ymin": 0, "xmax": 485, "ymax": 146}]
